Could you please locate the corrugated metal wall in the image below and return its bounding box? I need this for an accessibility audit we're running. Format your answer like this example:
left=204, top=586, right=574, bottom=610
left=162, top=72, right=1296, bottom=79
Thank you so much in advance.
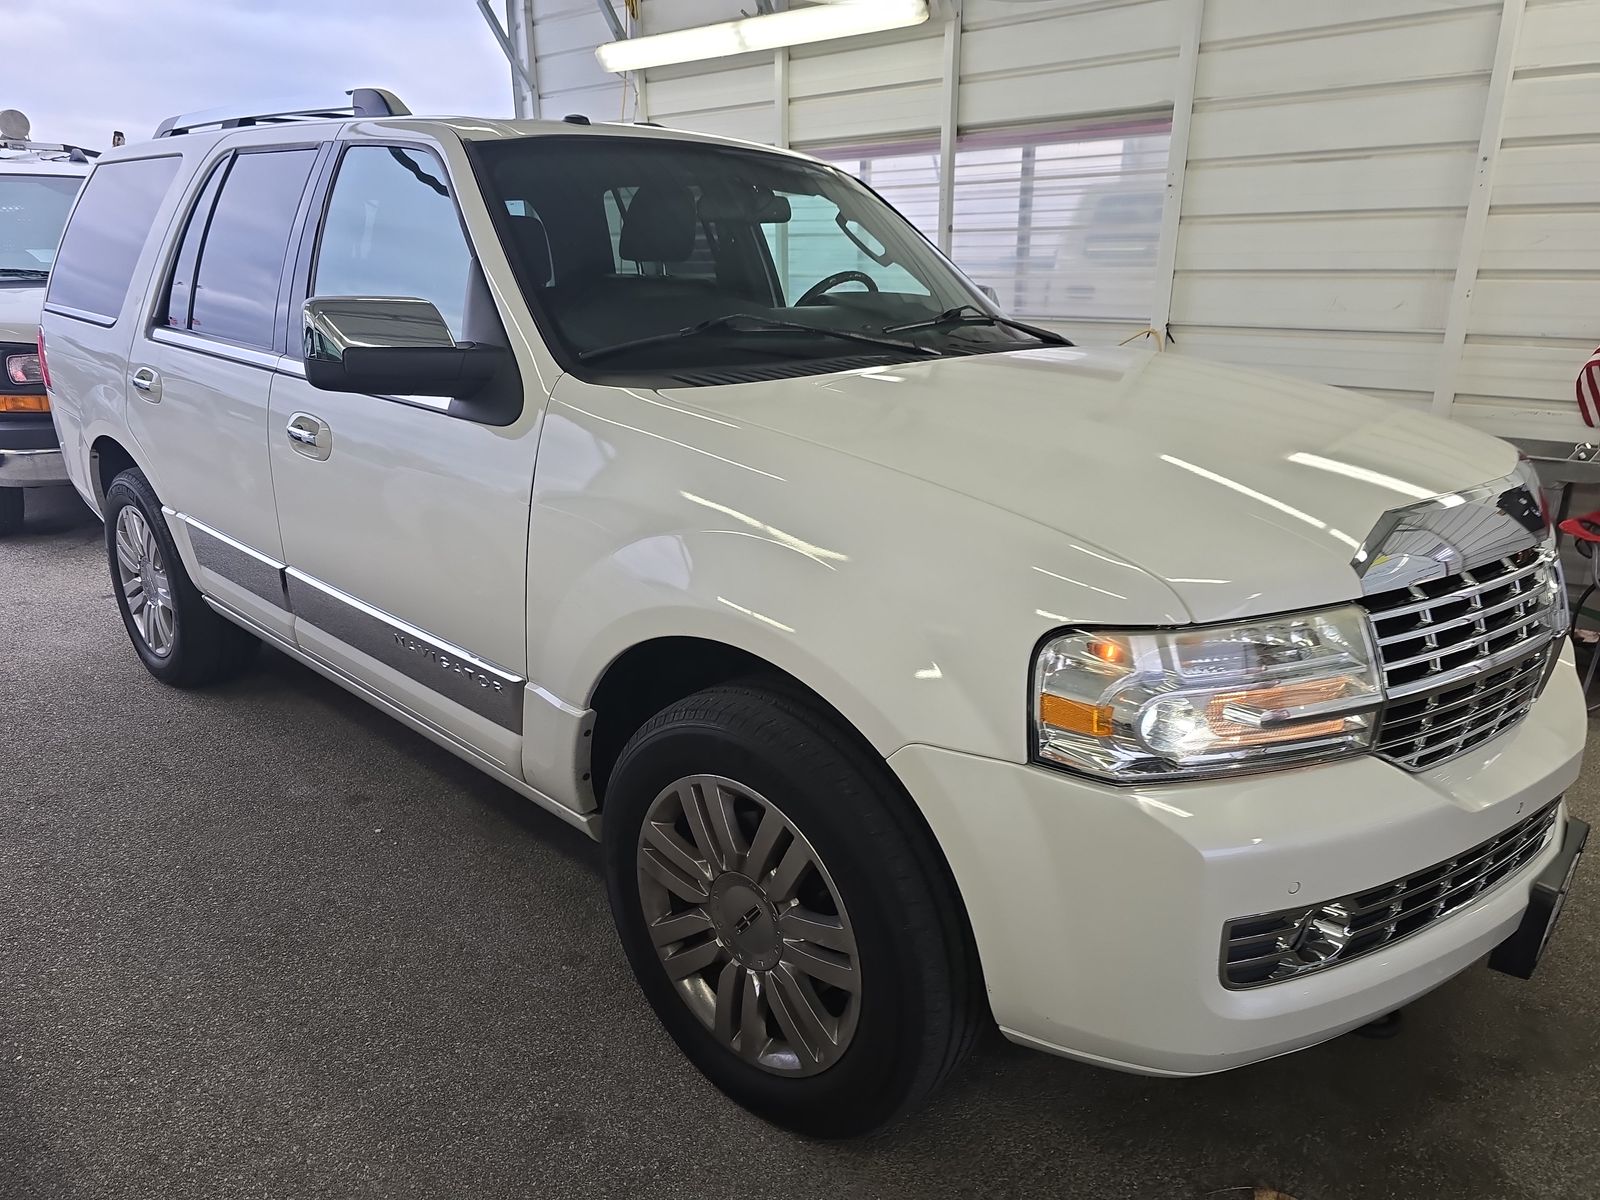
left=509, top=0, right=1600, bottom=442
left=1172, top=2, right=1499, bottom=412
left=1461, top=0, right=1600, bottom=440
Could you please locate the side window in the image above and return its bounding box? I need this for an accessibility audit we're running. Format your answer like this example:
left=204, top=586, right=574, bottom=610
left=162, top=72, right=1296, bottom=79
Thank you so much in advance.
left=162, top=160, right=226, bottom=329
left=47, top=156, right=182, bottom=322
left=313, top=146, right=473, bottom=339
left=183, top=149, right=317, bottom=349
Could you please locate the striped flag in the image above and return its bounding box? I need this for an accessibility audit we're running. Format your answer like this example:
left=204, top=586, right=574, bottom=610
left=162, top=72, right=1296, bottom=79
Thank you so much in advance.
left=1580, top=345, right=1600, bottom=427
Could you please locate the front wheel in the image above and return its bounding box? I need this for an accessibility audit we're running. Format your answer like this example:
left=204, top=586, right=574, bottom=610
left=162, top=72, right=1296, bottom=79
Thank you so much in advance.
left=602, top=683, right=982, bottom=1137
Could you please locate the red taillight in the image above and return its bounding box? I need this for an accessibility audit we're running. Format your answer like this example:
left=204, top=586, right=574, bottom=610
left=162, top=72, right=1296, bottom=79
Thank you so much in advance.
left=36, top=329, right=51, bottom=392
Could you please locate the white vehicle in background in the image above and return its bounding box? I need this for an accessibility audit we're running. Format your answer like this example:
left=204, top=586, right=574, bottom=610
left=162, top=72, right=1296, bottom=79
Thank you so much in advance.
left=39, top=92, right=1588, bottom=1137
left=0, top=110, right=91, bottom=534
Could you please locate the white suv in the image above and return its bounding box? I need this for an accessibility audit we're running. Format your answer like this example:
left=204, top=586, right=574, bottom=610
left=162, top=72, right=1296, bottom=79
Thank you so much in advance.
left=40, top=90, right=1588, bottom=1136
left=0, top=134, right=90, bottom=533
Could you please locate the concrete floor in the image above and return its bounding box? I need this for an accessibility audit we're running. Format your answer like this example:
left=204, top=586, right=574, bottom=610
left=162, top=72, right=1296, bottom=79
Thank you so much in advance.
left=3, top=485, right=1598, bottom=1200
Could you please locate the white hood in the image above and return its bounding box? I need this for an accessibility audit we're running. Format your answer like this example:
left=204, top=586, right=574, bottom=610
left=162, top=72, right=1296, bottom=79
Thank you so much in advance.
left=659, top=346, right=1518, bottom=624
left=0, top=284, right=46, bottom=345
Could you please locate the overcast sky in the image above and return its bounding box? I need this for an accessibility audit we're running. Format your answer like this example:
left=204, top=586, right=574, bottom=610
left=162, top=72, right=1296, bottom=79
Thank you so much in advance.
left=8, top=0, right=515, bottom=150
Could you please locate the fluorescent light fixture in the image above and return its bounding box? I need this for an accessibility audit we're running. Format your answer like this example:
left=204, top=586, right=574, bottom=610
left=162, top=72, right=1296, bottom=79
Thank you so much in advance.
left=596, top=0, right=930, bottom=73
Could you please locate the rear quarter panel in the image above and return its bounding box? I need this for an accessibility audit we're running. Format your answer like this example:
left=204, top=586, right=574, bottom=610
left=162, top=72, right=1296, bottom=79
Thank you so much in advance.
left=42, top=146, right=205, bottom=510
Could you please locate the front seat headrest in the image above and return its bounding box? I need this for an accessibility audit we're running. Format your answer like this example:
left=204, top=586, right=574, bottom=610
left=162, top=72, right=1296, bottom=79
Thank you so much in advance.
left=618, top=184, right=697, bottom=264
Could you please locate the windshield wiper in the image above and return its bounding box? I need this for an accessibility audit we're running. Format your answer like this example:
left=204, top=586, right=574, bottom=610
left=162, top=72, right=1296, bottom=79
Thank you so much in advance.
left=884, top=304, right=1071, bottom=346
left=578, top=313, right=942, bottom=363
left=0, top=267, right=49, bottom=280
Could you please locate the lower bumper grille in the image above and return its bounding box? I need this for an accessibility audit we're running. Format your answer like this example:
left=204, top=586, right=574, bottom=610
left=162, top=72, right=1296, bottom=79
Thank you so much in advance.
left=1221, top=802, right=1560, bottom=989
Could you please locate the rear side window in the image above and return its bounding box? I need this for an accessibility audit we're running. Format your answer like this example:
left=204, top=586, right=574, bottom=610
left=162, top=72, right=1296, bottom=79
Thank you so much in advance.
left=313, top=146, right=473, bottom=338
left=47, top=156, right=181, bottom=322
left=171, top=148, right=317, bottom=349
left=162, top=161, right=227, bottom=328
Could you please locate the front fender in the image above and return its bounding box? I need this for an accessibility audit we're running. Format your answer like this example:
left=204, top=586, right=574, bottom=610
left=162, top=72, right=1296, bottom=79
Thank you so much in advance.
left=524, top=379, right=1189, bottom=798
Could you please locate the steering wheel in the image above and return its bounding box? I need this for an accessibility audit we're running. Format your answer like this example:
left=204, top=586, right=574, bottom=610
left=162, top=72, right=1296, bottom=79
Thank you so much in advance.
left=796, top=270, right=878, bottom=306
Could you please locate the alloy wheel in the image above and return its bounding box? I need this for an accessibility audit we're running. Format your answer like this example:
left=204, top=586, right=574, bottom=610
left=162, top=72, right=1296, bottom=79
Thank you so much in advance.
left=636, top=774, right=861, bottom=1076
left=114, top=506, right=175, bottom=658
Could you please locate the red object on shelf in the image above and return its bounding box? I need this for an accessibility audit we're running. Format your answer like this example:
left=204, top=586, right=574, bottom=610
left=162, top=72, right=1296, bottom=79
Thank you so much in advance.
left=1560, top=511, right=1600, bottom=544
left=1580, top=346, right=1600, bottom=427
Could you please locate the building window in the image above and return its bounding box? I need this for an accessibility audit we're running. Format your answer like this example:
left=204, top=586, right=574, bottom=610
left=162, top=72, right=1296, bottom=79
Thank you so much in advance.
left=813, top=118, right=1172, bottom=324
left=810, top=140, right=941, bottom=245
left=952, top=118, right=1171, bottom=323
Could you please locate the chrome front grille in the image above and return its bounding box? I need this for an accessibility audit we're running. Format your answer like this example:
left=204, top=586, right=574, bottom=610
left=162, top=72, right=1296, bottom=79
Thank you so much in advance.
left=1221, top=801, right=1560, bottom=989
left=1363, top=547, right=1561, bottom=771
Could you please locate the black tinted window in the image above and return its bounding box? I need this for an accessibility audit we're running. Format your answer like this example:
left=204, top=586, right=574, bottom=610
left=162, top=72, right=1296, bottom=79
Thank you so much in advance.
left=314, top=147, right=472, bottom=338
left=188, top=149, right=317, bottom=348
left=47, top=156, right=180, bottom=321
left=162, top=160, right=226, bottom=328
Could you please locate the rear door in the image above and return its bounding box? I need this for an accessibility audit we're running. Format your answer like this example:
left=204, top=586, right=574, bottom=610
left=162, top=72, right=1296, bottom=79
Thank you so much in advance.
left=125, top=142, right=324, bottom=639
left=41, top=154, right=183, bottom=500
left=267, top=139, right=538, bottom=771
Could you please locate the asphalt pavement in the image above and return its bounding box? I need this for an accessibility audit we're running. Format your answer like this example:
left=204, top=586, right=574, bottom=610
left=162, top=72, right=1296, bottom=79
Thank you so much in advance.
left=3, top=485, right=1598, bottom=1200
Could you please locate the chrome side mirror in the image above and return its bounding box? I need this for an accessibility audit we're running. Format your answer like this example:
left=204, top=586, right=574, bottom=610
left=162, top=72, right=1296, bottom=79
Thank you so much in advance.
left=302, top=296, right=499, bottom=398
left=303, top=296, right=457, bottom=359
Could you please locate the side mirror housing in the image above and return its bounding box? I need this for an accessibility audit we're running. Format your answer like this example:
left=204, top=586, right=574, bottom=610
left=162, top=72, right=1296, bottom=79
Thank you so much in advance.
left=302, top=296, right=501, bottom=398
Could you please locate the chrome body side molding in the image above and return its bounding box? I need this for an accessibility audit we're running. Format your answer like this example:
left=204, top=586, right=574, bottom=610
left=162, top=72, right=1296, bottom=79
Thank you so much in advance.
left=181, top=513, right=291, bottom=609
left=285, top=568, right=525, bottom=733
left=173, top=512, right=526, bottom=734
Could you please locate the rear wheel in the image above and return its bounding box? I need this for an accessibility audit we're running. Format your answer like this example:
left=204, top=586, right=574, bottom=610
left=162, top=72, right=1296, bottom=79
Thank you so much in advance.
left=0, top=487, right=22, bottom=536
left=602, top=682, right=981, bottom=1137
left=104, top=468, right=259, bottom=687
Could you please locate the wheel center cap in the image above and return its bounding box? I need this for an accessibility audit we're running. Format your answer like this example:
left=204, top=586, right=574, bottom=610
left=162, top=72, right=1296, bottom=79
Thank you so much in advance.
left=708, top=873, right=781, bottom=971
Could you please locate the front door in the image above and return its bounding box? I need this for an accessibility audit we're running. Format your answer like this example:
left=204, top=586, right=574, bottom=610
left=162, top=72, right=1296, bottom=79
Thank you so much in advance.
left=267, top=141, right=538, bottom=771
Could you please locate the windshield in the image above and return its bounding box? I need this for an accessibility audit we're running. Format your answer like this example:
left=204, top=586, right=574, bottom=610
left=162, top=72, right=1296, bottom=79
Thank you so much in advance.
left=0, top=173, right=81, bottom=281
left=472, top=135, right=1054, bottom=375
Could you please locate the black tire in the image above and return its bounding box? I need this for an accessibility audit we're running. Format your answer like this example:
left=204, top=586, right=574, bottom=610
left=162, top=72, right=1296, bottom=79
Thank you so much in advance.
left=104, top=468, right=259, bottom=687
left=0, top=487, right=22, bottom=536
left=602, top=681, right=982, bottom=1138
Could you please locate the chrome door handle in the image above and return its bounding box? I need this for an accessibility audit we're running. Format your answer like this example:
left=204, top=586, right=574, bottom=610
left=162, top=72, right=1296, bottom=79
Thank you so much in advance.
left=286, top=412, right=331, bottom=460
left=129, top=366, right=161, bottom=402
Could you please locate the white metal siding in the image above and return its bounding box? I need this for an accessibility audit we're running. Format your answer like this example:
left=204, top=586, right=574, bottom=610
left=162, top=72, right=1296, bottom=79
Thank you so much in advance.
left=1457, top=0, right=1600, bottom=439
left=515, top=0, right=1600, bottom=439
left=959, top=0, right=1181, bottom=127
left=524, top=0, right=625, bottom=120
left=1169, top=2, right=1501, bottom=413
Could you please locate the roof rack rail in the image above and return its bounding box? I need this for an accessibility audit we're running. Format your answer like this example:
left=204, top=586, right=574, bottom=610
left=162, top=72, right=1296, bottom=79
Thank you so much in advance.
left=153, top=88, right=409, bottom=139
left=0, top=139, right=98, bottom=162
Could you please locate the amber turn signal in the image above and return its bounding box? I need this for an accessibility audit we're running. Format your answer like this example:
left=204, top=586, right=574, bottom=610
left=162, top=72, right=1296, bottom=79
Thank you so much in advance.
left=0, top=393, right=50, bottom=413
left=1039, top=693, right=1114, bottom=738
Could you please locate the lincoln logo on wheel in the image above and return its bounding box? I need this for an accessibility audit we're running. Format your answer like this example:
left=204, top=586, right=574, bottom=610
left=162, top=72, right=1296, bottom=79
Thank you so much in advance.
left=734, top=905, right=763, bottom=936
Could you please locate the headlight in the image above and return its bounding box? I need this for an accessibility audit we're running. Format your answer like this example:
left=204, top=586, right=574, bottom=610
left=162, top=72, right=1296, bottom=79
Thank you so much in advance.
left=1033, top=606, right=1381, bottom=782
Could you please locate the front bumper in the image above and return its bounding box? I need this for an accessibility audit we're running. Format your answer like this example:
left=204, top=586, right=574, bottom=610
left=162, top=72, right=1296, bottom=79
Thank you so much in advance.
left=890, top=655, right=1588, bottom=1077
left=0, top=446, right=69, bottom=486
